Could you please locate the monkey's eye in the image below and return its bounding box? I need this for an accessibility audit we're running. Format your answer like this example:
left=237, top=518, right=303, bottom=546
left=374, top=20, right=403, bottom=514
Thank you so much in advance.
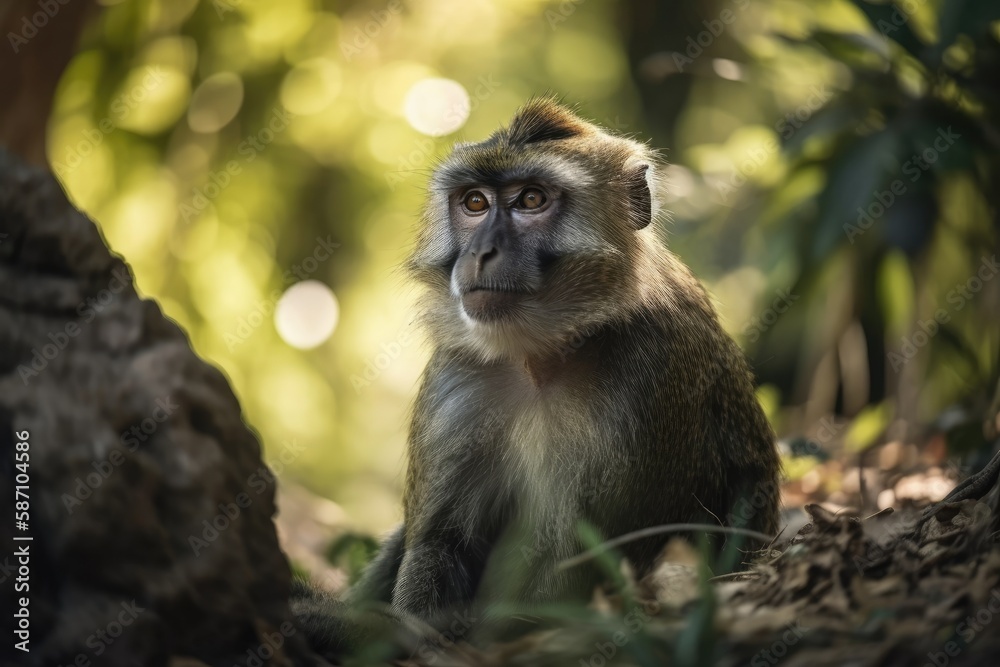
left=463, top=191, right=489, bottom=213
left=517, top=187, right=547, bottom=210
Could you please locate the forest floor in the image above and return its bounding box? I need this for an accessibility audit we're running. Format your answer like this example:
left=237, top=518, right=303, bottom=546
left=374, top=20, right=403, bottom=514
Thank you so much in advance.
left=278, top=435, right=1000, bottom=667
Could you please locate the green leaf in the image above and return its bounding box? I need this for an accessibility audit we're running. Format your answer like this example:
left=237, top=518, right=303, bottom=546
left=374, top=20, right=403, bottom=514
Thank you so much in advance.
left=783, top=102, right=863, bottom=154
left=845, top=401, right=895, bottom=452
left=936, top=323, right=984, bottom=379
left=325, top=532, right=380, bottom=582
left=812, top=128, right=902, bottom=260
left=575, top=520, right=627, bottom=592
left=881, top=190, right=938, bottom=256
left=812, top=30, right=892, bottom=68
left=935, top=0, right=1000, bottom=61
left=877, top=249, right=915, bottom=339
left=849, top=0, right=927, bottom=59
left=902, top=117, right=975, bottom=175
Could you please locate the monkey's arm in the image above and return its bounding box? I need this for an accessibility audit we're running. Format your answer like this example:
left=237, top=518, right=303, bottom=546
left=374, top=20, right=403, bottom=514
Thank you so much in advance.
left=346, top=497, right=486, bottom=617
left=390, top=521, right=494, bottom=616
left=348, top=523, right=406, bottom=605
left=387, top=357, right=506, bottom=616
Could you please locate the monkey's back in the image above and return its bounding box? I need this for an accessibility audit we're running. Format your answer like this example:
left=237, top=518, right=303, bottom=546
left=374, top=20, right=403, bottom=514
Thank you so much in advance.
left=581, top=282, right=781, bottom=571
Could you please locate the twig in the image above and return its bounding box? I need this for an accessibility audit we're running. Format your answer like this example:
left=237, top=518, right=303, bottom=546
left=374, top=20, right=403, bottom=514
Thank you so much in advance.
left=693, top=494, right=724, bottom=527
left=925, top=441, right=1000, bottom=516
left=858, top=450, right=867, bottom=516
left=708, top=570, right=761, bottom=583
left=556, top=524, right=775, bottom=571
left=765, top=525, right=788, bottom=549
left=863, top=507, right=894, bottom=521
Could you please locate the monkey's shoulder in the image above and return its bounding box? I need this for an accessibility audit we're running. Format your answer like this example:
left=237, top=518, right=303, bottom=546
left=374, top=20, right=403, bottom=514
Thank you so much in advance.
left=600, top=299, right=747, bottom=375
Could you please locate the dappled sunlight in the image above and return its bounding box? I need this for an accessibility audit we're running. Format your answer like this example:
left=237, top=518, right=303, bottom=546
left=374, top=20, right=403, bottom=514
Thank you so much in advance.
left=44, top=0, right=1000, bottom=540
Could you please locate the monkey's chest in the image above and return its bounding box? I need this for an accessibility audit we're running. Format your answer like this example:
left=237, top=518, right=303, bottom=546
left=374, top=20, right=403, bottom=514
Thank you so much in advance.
left=500, top=395, right=599, bottom=505
left=423, top=368, right=609, bottom=523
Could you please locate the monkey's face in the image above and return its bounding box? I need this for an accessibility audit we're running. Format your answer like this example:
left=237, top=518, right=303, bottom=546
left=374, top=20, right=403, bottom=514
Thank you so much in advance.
left=409, top=100, right=662, bottom=362
left=449, top=182, right=562, bottom=323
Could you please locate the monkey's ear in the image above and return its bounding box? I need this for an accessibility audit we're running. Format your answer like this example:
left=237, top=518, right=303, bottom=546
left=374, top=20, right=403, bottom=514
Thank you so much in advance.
left=625, top=162, right=652, bottom=230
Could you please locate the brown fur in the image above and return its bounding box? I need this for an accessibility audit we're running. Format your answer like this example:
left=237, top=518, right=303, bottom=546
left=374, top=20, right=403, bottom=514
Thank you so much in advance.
left=351, top=99, right=782, bottom=623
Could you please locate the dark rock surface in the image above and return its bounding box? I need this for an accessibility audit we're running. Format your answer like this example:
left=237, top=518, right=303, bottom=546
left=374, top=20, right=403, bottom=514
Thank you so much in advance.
left=0, top=151, right=327, bottom=666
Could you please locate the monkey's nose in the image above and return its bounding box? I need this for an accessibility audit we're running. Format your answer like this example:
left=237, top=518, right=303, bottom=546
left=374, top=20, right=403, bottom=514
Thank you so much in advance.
left=472, top=245, right=500, bottom=275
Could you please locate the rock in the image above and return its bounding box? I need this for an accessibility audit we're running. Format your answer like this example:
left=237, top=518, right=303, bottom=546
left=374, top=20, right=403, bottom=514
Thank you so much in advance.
left=0, top=151, right=327, bottom=666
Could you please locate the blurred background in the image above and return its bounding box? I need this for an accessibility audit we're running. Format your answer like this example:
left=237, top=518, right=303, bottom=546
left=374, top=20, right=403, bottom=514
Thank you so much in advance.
left=5, top=0, right=1000, bottom=583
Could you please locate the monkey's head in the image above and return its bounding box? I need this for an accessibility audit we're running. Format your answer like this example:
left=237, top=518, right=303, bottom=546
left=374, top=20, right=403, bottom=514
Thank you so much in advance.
left=409, top=99, right=667, bottom=362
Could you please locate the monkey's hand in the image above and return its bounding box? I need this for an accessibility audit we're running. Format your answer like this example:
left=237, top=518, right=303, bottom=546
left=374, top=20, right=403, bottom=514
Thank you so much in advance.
left=390, top=534, right=483, bottom=617
left=289, top=578, right=418, bottom=662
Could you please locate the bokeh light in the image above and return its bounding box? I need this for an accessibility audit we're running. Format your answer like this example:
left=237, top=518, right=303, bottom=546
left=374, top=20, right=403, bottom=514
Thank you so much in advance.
left=187, top=72, right=244, bottom=133
left=280, top=58, right=342, bottom=116
left=403, top=78, right=470, bottom=136
left=275, top=281, right=340, bottom=350
left=43, top=0, right=999, bottom=539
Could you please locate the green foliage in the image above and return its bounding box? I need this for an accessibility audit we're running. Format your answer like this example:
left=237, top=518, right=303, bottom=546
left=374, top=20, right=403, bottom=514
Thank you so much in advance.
left=50, top=0, right=642, bottom=530
left=325, top=532, right=380, bottom=583
left=48, top=0, right=1000, bottom=535
left=289, top=559, right=312, bottom=582
left=667, top=0, right=1000, bottom=456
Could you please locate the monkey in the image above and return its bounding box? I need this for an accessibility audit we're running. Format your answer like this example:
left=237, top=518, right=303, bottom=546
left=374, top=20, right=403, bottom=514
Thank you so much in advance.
left=293, top=98, right=781, bottom=658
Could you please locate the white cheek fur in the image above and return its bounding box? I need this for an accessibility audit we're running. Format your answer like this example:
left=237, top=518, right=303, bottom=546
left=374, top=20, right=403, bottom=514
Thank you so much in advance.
left=451, top=268, right=478, bottom=328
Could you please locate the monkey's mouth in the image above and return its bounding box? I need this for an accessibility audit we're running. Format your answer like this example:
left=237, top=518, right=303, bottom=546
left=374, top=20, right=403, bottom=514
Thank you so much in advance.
left=461, top=287, right=527, bottom=321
